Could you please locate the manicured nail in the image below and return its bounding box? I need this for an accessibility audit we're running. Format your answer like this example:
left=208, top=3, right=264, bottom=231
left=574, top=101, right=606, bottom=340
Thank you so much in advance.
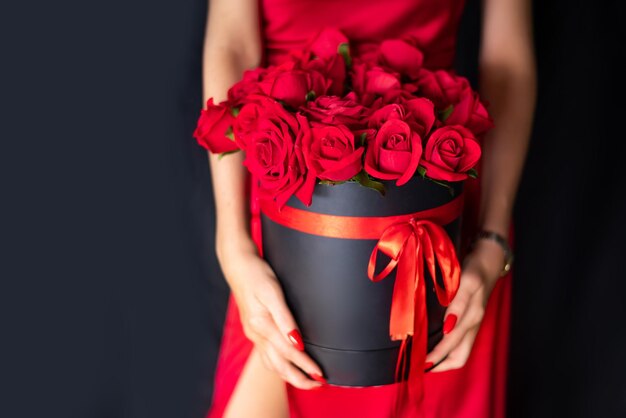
left=443, top=314, right=458, bottom=334
left=310, top=373, right=328, bottom=384
left=424, top=362, right=434, bottom=371
left=287, top=329, right=305, bottom=351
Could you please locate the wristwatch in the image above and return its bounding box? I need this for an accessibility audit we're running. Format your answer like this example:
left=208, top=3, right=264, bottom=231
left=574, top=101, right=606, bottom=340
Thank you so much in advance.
left=472, top=230, right=514, bottom=277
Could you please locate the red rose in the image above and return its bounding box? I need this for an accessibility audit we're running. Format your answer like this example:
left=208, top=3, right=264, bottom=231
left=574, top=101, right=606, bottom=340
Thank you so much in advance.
left=378, top=39, right=424, bottom=79
left=352, top=43, right=380, bottom=65
left=193, top=98, right=238, bottom=153
left=421, top=125, right=481, bottom=182
left=302, top=93, right=369, bottom=129
left=415, top=69, right=470, bottom=109
left=376, top=83, right=419, bottom=105
left=415, top=70, right=493, bottom=135
left=351, top=62, right=401, bottom=105
left=368, top=98, right=435, bottom=137
left=310, top=27, right=349, bottom=59
left=368, top=104, right=406, bottom=128
left=227, top=68, right=266, bottom=107
left=259, top=61, right=330, bottom=108
left=364, top=119, right=423, bottom=186
left=365, top=67, right=401, bottom=95
left=243, top=106, right=316, bottom=208
left=232, top=95, right=276, bottom=149
left=304, top=54, right=346, bottom=96
left=302, top=123, right=364, bottom=182
left=403, top=98, right=436, bottom=136
left=445, top=91, right=494, bottom=136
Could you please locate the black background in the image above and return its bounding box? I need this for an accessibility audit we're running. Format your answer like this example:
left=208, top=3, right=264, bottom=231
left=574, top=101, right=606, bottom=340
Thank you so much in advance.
left=1, top=1, right=625, bottom=417
left=509, top=1, right=626, bottom=417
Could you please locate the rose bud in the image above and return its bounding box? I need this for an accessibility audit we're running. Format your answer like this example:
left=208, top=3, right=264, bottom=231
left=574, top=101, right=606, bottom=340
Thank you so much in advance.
left=415, top=69, right=470, bottom=110
left=310, top=27, right=349, bottom=59
left=378, top=38, right=424, bottom=79
left=227, top=67, right=266, bottom=107
left=193, top=98, right=238, bottom=153
left=445, top=91, right=494, bottom=136
left=259, top=61, right=330, bottom=108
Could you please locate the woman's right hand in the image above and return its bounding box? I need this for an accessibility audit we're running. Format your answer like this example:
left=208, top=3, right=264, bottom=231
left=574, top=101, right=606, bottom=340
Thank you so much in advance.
left=218, top=241, right=326, bottom=390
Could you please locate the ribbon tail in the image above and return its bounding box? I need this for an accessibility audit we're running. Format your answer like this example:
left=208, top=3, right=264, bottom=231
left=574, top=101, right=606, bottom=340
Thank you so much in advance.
left=389, top=235, right=417, bottom=340
left=408, top=259, right=428, bottom=407
left=425, top=221, right=461, bottom=306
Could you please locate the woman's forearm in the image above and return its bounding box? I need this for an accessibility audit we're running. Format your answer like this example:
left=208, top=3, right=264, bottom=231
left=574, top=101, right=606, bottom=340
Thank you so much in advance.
left=204, top=51, right=258, bottom=263
left=477, top=66, right=536, bottom=238
left=202, top=0, right=262, bottom=264
left=477, top=0, right=536, bottom=239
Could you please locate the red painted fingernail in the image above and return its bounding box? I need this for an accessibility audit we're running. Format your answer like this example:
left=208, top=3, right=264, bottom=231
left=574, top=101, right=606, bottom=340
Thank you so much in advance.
left=424, top=362, right=434, bottom=371
left=310, top=373, right=327, bottom=384
left=443, top=314, right=458, bottom=334
left=287, top=329, right=305, bottom=351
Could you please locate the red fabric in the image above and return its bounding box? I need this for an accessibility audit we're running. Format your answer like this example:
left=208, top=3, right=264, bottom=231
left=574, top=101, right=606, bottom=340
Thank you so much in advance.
left=207, top=1, right=512, bottom=416
left=260, top=0, right=467, bottom=70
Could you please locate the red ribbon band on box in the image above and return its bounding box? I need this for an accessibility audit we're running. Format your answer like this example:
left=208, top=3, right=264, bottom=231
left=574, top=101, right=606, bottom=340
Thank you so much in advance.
left=250, top=177, right=463, bottom=406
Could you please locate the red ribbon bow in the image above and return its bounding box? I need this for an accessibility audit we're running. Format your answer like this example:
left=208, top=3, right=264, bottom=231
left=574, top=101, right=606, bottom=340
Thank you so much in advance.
left=367, top=218, right=461, bottom=404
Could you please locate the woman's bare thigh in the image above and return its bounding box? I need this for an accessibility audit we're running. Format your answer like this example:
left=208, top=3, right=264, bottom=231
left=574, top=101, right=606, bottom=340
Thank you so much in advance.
left=223, top=347, right=289, bottom=418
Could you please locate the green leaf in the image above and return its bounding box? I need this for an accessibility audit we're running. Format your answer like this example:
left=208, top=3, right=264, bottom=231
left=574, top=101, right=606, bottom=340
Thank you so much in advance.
left=338, top=42, right=352, bottom=67
left=319, top=179, right=346, bottom=186
left=438, top=105, right=454, bottom=122
left=427, top=178, right=456, bottom=196
left=359, top=132, right=368, bottom=147
left=467, top=168, right=478, bottom=179
left=417, top=166, right=427, bottom=178
left=305, top=90, right=316, bottom=101
left=217, top=149, right=240, bottom=160
left=225, top=128, right=235, bottom=141
left=231, top=107, right=240, bottom=117
left=353, top=171, right=386, bottom=196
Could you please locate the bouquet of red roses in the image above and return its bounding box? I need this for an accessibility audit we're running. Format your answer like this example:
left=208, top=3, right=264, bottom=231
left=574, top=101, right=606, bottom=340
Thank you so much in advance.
left=194, top=28, right=492, bottom=209
left=194, top=28, right=493, bottom=403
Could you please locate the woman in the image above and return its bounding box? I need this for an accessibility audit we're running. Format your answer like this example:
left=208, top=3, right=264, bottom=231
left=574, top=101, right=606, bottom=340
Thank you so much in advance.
left=203, top=0, right=536, bottom=417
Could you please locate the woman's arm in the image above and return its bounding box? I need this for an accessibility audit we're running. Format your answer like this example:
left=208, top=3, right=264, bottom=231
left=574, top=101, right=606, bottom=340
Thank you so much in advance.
left=427, top=0, right=536, bottom=371
left=477, top=0, right=536, bottom=241
left=203, top=0, right=324, bottom=389
left=204, top=0, right=260, bottom=260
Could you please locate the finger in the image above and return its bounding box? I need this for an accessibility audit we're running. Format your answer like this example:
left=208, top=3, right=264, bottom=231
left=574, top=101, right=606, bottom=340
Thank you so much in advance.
left=426, top=288, right=473, bottom=364
left=248, top=311, right=324, bottom=377
left=427, top=290, right=486, bottom=369
left=264, top=326, right=324, bottom=377
left=442, top=272, right=483, bottom=334
left=430, top=326, right=478, bottom=372
left=261, top=282, right=305, bottom=351
left=265, top=344, right=323, bottom=390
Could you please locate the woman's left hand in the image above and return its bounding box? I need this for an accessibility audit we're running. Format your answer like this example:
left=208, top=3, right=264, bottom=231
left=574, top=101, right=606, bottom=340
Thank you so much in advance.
left=425, top=238, right=507, bottom=372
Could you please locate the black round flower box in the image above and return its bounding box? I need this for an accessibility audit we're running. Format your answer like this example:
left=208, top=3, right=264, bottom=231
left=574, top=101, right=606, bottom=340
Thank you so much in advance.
left=260, top=175, right=463, bottom=387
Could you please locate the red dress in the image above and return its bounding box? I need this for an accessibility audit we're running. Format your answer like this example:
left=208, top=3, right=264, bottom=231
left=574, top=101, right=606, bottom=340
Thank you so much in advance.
left=207, top=0, right=512, bottom=417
